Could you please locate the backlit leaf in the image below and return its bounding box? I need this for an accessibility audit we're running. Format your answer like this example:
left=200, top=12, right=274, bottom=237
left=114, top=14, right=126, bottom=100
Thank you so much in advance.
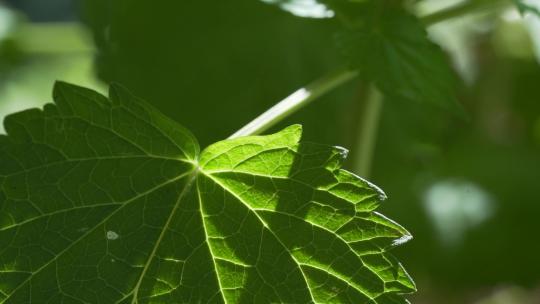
left=0, top=83, right=414, bottom=303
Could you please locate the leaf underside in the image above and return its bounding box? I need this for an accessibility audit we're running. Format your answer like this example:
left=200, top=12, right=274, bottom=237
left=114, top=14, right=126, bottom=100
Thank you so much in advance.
left=0, top=82, right=415, bottom=303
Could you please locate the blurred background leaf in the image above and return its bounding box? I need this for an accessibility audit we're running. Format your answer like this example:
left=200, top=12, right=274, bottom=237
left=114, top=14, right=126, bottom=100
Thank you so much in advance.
left=336, top=7, right=460, bottom=111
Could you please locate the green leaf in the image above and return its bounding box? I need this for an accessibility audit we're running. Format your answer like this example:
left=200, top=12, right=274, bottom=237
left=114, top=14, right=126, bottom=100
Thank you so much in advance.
left=337, top=9, right=460, bottom=110
left=0, top=82, right=414, bottom=303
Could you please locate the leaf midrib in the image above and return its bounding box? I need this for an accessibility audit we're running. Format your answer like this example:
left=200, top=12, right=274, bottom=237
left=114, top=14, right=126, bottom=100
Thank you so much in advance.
left=201, top=171, right=388, bottom=301
left=127, top=167, right=199, bottom=304
left=0, top=156, right=192, bottom=233
left=199, top=170, right=317, bottom=304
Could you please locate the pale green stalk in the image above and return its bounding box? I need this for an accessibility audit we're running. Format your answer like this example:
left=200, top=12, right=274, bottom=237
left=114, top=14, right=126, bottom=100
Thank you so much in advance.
left=355, top=86, right=383, bottom=178
left=229, top=69, right=358, bottom=138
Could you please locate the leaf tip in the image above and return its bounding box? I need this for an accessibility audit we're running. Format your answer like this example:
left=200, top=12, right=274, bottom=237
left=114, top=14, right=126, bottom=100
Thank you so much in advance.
left=283, top=123, right=303, bottom=134
left=108, top=82, right=129, bottom=104
left=52, top=80, right=75, bottom=98
left=274, top=124, right=303, bottom=145
left=108, top=82, right=129, bottom=95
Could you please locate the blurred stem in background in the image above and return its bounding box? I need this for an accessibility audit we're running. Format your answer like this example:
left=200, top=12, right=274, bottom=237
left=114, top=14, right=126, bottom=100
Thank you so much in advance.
left=231, top=0, right=515, bottom=178
left=355, top=85, right=383, bottom=177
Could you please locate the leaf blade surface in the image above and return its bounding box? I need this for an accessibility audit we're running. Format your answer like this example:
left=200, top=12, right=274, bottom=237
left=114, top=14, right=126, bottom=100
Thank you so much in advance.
left=0, top=83, right=414, bottom=303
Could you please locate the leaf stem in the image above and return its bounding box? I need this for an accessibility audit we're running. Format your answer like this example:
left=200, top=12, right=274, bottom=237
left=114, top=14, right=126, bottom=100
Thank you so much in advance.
left=230, top=0, right=512, bottom=139
left=354, top=85, right=383, bottom=178
left=229, top=69, right=358, bottom=138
